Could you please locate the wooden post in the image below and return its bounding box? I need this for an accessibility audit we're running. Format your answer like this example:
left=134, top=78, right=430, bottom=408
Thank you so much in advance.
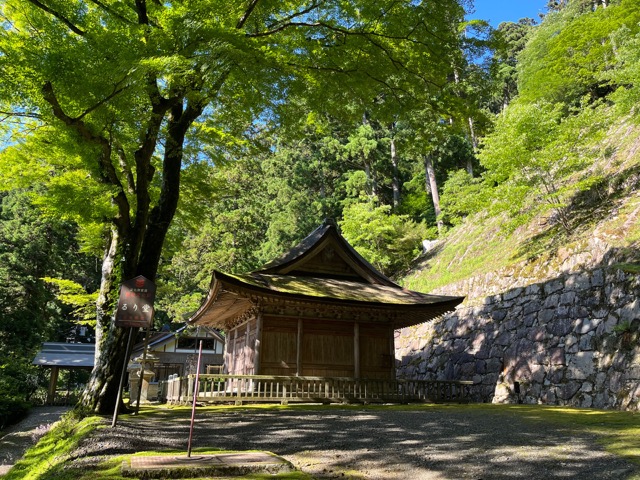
left=47, top=366, right=59, bottom=405
left=134, top=324, right=152, bottom=415
left=187, top=340, right=203, bottom=458
left=296, top=318, right=303, bottom=376
left=389, top=326, right=396, bottom=379
left=354, top=322, right=360, bottom=379
left=254, top=312, right=263, bottom=375
left=242, top=322, right=250, bottom=375
left=230, top=327, right=238, bottom=375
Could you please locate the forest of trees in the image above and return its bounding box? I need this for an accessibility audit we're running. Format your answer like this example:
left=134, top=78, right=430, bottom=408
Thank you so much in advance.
left=1, top=0, right=639, bottom=419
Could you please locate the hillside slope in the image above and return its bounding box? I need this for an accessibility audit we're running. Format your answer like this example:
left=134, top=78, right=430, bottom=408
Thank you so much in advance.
left=402, top=117, right=640, bottom=301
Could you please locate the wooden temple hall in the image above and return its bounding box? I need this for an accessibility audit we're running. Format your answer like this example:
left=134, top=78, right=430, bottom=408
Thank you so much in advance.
left=188, top=219, right=464, bottom=382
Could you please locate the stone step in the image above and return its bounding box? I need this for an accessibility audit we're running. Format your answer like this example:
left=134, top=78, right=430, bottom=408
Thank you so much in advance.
left=121, top=451, right=293, bottom=479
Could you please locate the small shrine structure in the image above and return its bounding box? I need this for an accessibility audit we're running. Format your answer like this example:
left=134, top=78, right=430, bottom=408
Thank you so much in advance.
left=188, top=219, right=464, bottom=380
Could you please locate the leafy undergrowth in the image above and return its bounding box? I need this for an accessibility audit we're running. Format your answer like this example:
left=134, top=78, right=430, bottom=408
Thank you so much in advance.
left=6, top=403, right=640, bottom=479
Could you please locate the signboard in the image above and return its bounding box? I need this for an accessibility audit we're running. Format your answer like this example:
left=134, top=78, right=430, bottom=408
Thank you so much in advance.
left=114, top=275, right=156, bottom=328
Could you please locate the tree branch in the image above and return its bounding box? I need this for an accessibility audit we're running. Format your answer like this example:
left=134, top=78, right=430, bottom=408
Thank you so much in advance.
left=26, top=0, right=85, bottom=36
left=76, top=79, right=131, bottom=121
left=86, top=0, right=136, bottom=25
left=134, top=0, right=149, bottom=25
left=41, top=81, right=131, bottom=230
left=236, top=0, right=262, bottom=29
left=0, top=110, right=42, bottom=119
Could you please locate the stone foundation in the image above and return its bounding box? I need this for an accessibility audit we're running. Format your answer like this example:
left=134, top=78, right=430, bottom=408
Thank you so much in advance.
left=396, top=265, right=640, bottom=410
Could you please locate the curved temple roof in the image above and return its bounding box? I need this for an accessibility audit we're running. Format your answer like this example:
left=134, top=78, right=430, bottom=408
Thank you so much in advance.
left=189, top=219, right=464, bottom=329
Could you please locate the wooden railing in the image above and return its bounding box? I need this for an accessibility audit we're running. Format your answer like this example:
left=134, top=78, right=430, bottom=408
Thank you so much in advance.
left=158, top=374, right=475, bottom=405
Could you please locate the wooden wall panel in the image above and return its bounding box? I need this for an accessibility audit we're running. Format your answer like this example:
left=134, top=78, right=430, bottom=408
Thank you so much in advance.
left=301, top=319, right=354, bottom=377
left=227, top=318, right=258, bottom=375
left=360, top=323, right=393, bottom=379
left=260, top=316, right=297, bottom=376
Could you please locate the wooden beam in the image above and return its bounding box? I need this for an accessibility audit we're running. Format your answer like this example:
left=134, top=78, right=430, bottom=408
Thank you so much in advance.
left=354, top=322, right=360, bottom=378
left=296, top=318, right=303, bottom=376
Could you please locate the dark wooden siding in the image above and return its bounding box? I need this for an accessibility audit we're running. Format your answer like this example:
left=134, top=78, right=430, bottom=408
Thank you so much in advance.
left=301, top=319, right=354, bottom=377
left=260, top=317, right=297, bottom=375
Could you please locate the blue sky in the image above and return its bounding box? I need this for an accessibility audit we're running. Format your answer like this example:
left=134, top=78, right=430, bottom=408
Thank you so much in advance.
left=468, top=0, right=549, bottom=26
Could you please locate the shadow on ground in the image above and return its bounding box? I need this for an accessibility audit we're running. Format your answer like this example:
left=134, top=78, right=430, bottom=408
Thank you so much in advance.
left=65, top=405, right=639, bottom=480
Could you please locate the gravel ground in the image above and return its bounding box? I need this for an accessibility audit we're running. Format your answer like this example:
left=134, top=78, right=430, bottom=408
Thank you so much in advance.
left=63, top=405, right=640, bottom=480
left=0, top=406, right=70, bottom=475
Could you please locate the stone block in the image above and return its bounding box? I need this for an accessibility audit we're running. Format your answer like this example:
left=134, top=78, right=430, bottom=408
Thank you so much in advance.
left=591, top=269, right=604, bottom=287
left=530, top=364, right=546, bottom=383
left=523, top=300, right=542, bottom=316
left=565, top=272, right=590, bottom=291
left=524, top=313, right=537, bottom=328
left=525, top=283, right=542, bottom=295
left=617, top=300, right=640, bottom=323
left=574, top=318, right=599, bottom=335
left=549, top=318, right=573, bottom=337
left=609, top=371, right=623, bottom=393
left=567, top=352, right=595, bottom=380
left=571, top=305, right=589, bottom=319
left=579, top=333, right=594, bottom=351
left=527, top=326, right=546, bottom=342
left=549, top=348, right=566, bottom=365
left=503, top=287, right=524, bottom=301
left=565, top=334, right=578, bottom=347
left=540, top=308, right=557, bottom=324
left=491, top=309, right=508, bottom=322
left=475, top=360, right=487, bottom=374
left=494, top=332, right=511, bottom=346
left=559, top=291, right=577, bottom=306
left=543, top=294, right=561, bottom=309
left=557, top=382, right=581, bottom=400
left=544, top=279, right=564, bottom=295
left=486, top=357, right=503, bottom=373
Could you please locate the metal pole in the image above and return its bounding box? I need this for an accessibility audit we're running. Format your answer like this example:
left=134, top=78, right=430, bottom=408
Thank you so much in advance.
left=134, top=324, right=152, bottom=415
left=112, top=327, right=135, bottom=428
left=187, top=340, right=203, bottom=457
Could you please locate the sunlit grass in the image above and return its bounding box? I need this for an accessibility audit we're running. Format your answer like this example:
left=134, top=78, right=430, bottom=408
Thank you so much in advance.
left=3, top=412, right=104, bottom=480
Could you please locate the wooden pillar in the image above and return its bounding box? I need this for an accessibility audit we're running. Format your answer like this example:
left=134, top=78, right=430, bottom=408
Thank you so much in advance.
left=254, top=312, right=263, bottom=376
left=296, top=318, right=303, bottom=376
left=242, top=321, right=251, bottom=374
left=230, top=327, right=238, bottom=375
left=389, top=326, right=396, bottom=379
left=47, top=366, right=59, bottom=405
left=354, top=322, right=360, bottom=379
left=223, top=328, right=230, bottom=374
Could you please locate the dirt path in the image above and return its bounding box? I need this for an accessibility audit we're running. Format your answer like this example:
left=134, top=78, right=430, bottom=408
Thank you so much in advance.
left=0, top=406, right=69, bottom=476
left=65, top=406, right=640, bottom=479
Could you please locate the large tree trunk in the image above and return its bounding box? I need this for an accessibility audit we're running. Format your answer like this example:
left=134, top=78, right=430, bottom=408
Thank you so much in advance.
left=80, top=228, right=132, bottom=413
left=78, top=100, right=205, bottom=415
left=390, top=136, right=401, bottom=210
left=424, top=154, right=443, bottom=234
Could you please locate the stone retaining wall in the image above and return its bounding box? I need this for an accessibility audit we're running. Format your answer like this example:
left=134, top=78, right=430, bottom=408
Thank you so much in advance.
left=396, top=264, right=640, bottom=410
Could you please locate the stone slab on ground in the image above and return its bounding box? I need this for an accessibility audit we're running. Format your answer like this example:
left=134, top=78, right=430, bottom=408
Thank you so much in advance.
left=121, top=451, right=293, bottom=479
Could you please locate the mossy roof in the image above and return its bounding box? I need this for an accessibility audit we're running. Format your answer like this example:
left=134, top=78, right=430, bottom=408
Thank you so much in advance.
left=223, top=271, right=460, bottom=306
